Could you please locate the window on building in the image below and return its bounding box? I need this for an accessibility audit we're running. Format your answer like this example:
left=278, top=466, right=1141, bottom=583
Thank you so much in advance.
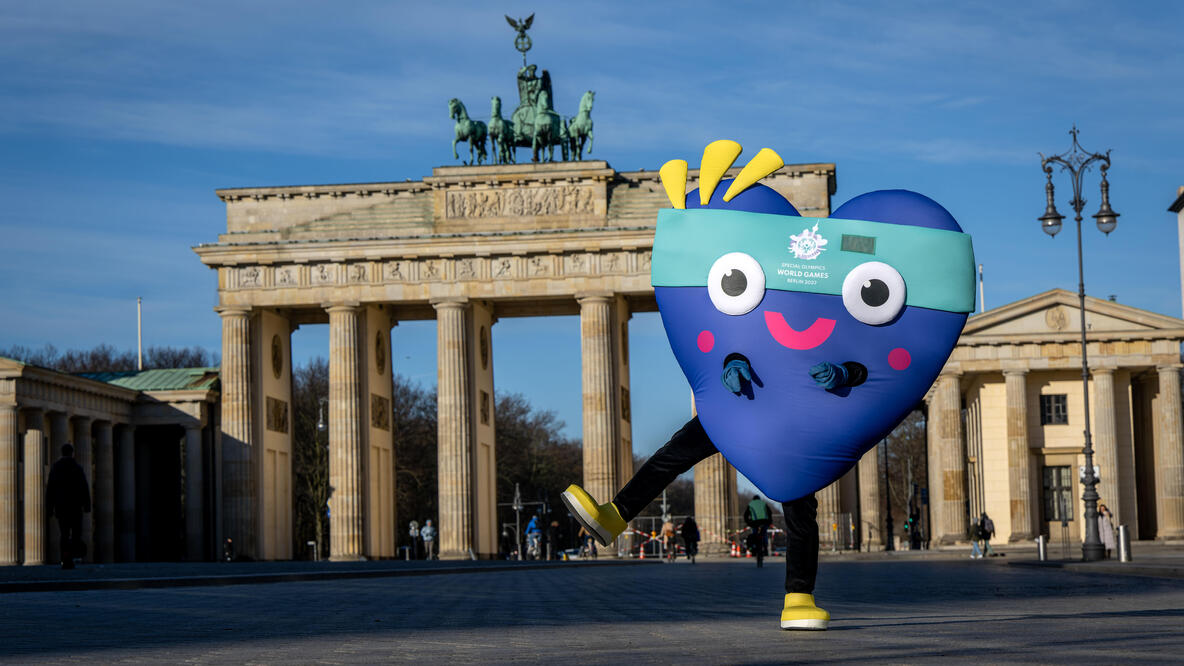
left=1040, top=394, right=1068, bottom=425
left=1043, top=466, right=1074, bottom=522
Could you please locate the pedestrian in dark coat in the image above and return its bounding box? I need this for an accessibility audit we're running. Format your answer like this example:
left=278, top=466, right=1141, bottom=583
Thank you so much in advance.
left=46, top=444, right=91, bottom=569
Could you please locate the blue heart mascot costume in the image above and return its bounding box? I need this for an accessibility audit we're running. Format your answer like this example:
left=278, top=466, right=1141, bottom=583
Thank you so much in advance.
left=563, top=140, right=975, bottom=630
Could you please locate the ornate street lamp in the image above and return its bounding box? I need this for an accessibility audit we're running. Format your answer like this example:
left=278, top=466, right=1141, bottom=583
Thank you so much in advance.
left=1038, top=126, right=1119, bottom=562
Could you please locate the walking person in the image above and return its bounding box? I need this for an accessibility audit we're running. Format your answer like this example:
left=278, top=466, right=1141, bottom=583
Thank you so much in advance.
left=680, top=516, right=700, bottom=563
left=1098, top=504, right=1117, bottom=558
left=408, top=521, right=422, bottom=560
left=979, top=513, right=996, bottom=557
left=661, top=515, right=677, bottom=562
left=969, top=519, right=984, bottom=559
left=420, top=519, right=437, bottom=560
left=46, top=444, right=91, bottom=569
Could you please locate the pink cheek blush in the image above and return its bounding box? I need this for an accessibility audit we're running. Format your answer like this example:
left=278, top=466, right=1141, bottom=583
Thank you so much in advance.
left=697, top=330, right=715, bottom=353
left=888, top=347, right=911, bottom=371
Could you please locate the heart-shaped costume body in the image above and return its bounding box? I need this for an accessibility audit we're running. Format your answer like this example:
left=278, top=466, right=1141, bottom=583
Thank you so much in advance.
left=652, top=164, right=975, bottom=502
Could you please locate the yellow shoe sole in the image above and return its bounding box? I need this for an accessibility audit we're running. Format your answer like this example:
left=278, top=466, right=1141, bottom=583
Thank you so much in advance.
left=561, top=486, right=621, bottom=547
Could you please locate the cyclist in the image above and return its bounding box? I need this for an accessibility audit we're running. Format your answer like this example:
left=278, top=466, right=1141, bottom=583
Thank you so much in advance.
left=744, top=495, right=773, bottom=568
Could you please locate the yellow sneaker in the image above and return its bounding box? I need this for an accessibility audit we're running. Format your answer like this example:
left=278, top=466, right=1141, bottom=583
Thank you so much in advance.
left=780, top=593, right=830, bottom=630
left=561, top=484, right=626, bottom=547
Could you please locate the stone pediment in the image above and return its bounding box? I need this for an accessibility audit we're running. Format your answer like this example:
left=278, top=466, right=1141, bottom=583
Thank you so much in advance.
left=961, top=289, right=1184, bottom=341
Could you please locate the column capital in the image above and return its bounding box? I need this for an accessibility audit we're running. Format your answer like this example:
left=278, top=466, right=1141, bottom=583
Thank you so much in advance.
left=576, top=291, right=615, bottom=305
left=1090, top=365, right=1117, bottom=376
left=324, top=302, right=361, bottom=314
left=70, top=414, right=93, bottom=426
left=22, top=406, right=43, bottom=420
left=215, top=305, right=252, bottom=318
left=1001, top=365, right=1028, bottom=377
left=182, top=419, right=202, bottom=432
left=1156, top=363, right=1184, bottom=373
left=430, top=297, right=469, bottom=310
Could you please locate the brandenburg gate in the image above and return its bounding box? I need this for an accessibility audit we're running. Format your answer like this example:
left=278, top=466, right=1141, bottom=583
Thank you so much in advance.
left=194, top=160, right=836, bottom=560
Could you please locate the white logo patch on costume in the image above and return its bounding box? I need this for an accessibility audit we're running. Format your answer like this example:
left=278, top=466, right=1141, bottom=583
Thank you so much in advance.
left=789, top=223, right=828, bottom=261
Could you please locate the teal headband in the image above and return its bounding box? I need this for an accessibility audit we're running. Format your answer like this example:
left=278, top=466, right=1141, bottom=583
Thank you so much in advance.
left=652, top=208, right=976, bottom=313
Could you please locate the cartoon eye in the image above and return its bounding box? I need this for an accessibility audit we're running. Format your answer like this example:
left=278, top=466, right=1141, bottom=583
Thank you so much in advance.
left=708, top=252, right=765, bottom=315
left=842, top=261, right=906, bottom=325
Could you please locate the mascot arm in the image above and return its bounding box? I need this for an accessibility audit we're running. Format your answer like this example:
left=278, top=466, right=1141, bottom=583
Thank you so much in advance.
left=721, top=357, right=753, bottom=394
left=808, top=361, right=867, bottom=391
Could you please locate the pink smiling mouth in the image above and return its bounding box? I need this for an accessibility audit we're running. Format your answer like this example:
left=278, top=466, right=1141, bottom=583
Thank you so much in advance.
left=764, top=311, right=836, bottom=350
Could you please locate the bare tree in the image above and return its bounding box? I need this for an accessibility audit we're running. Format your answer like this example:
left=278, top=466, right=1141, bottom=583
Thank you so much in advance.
left=0, top=343, right=216, bottom=373
left=292, top=358, right=329, bottom=559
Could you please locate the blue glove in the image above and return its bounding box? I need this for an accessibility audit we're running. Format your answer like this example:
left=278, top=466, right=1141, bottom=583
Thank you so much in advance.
left=722, top=358, right=753, bottom=393
left=809, top=361, right=849, bottom=391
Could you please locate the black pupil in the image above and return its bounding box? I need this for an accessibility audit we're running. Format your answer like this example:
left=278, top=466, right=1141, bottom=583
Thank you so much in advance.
left=721, top=269, right=747, bottom=297
left=861, top=279, right=890, bottom=307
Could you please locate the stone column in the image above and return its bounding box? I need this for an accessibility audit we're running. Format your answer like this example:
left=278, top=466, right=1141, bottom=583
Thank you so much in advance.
left=1092, top=367, right=1122, bottom=525
left=857, top=446, right=882, bottom=550
left=1155, top=364, right=1184, bottom=539
left=93, top=421, right=115, bottom=563
left=219, top=307, right=255, bottom=559
left=435, top=300, right=473, bottom=560
left=579, top=295, right=619, bottom=516
left=924, top=395, right=941, bottom=545
left=116, top=424, right=136, bottom=561
left=1004, top=370, right=1034, bottom=542
left=22, top=409, right=45, bottom=565
left=184, top=422, right=204, bottom=561
left=71, top=416, right=93, bottom=562
left=0, top=402, right=19, bottom=565
left=934, top=373, right=967, bottom=545
left=328, top=304, right=365, bottom=560
left=817, top=481, right=841, bottom=548
left=693, top=452, right=737, bottom=555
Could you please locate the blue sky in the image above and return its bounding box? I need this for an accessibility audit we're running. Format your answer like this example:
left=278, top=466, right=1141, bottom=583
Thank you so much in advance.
left=3, top=1, right=1183, bottom=467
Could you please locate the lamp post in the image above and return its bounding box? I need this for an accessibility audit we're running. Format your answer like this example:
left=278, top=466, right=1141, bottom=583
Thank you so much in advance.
left=1038, top=126, right=1119, bottom=562
left=882, top=438, right=894, bottom=551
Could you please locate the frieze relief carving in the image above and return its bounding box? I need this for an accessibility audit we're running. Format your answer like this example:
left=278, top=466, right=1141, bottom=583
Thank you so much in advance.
left=445, top=185, right=595, bottom=219
left=528, top=255, right=553, bottom=276
left=227, top=248, right=652, bottom=290
left=276, top=266, right=298, bottom=287
left=347, top=263, right=369, bottom=283
left=492, top=257, right=515, bottom=279
left=601, top=252, right=626, bottom=273
left=455, top=257, right=477, bottom=280
left=564, top=253, right=589, bottom=275
left=637, top=250, right=651, bottom=271
left=311, top=263, right=338, bottom=285
left=421, top=259, right=443, bottom=281
left=385, top=260, right=411, bottom=282
left=238, top=266, right=262, bottom=288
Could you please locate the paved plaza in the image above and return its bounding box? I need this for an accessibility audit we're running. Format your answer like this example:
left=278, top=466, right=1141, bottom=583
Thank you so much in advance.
left=2, top=550, right=1184, bottom=664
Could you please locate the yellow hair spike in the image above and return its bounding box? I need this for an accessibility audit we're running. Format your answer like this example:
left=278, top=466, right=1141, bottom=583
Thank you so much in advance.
left=698, top=139, right=743, bottom=205
left=722, top=148, right=784, bottom=202
left=659, top=159, right=688, bottom=209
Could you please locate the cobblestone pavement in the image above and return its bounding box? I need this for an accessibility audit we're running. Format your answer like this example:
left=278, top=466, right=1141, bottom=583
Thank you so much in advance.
left=3, top=557, right=1183, bottom=664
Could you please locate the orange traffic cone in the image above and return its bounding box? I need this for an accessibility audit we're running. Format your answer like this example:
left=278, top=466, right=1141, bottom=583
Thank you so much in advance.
left=730, top=540, right=739, bottom=558
left=639, top=540, right=646, bottom=560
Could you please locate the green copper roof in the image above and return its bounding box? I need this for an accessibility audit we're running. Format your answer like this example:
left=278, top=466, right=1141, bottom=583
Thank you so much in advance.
left=78, top=367, right=219, bottom=392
